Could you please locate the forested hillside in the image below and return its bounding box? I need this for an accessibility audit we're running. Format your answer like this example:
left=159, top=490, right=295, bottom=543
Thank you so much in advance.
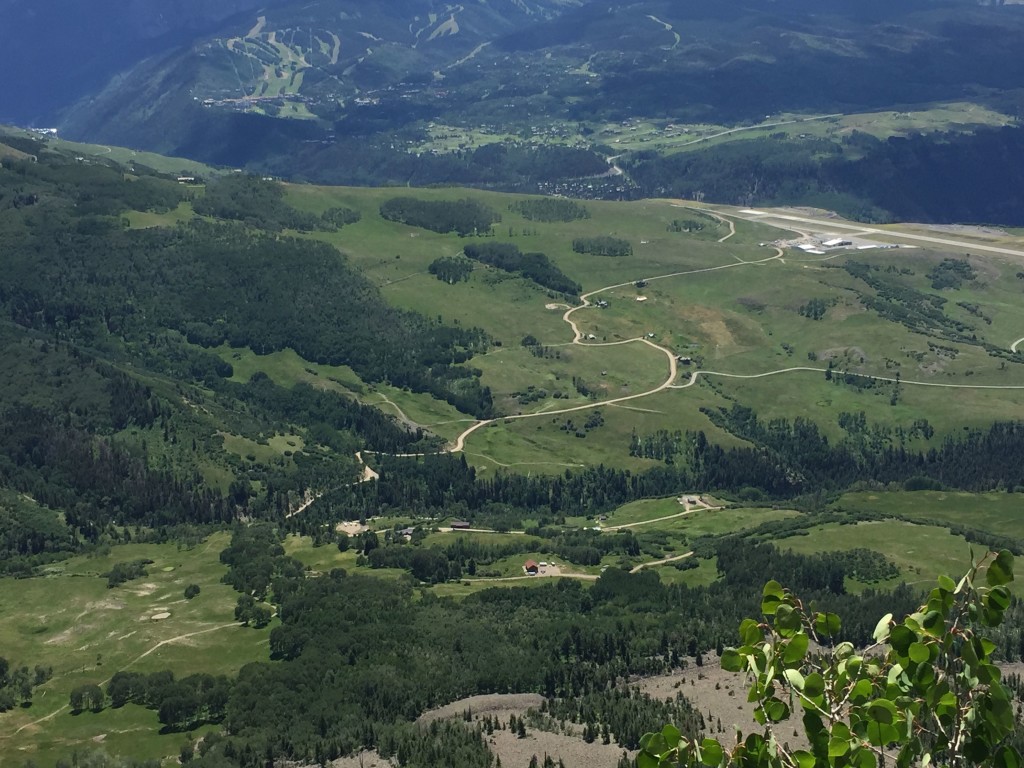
left=0, top=143, right=490, bottom=575
left=6, top=138, right=1024, bottom=767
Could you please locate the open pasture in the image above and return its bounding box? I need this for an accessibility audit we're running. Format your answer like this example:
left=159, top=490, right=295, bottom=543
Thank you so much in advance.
left=834, top=490, right=1024, bottom=540
left=0, top=533, right=271, bottom=765
left=779, top=519, right=977, bottom=588
left=216, top=184, right=1024, bottom=470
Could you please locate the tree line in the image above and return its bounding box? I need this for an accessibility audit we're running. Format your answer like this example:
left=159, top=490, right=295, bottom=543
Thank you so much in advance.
left=572, top=236, right=632, bottom=257
left=463, top=242, right=581, bottom=297
left=380, top=196, right=501, bottom=236
left=509, top=198, right=590, bottom=222
left=194, top=175, right=360, bottom=233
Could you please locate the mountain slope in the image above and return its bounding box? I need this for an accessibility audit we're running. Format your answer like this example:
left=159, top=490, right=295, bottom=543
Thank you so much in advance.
left=56, top=0, right=1024, bottom=155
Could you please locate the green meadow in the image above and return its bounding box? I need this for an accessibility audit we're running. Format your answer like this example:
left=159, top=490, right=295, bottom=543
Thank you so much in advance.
left=152, top=182, right=1024, bottom=471
left=779, top=519, right=978, bottom=589
left=0, top=534, right=272, bottom=766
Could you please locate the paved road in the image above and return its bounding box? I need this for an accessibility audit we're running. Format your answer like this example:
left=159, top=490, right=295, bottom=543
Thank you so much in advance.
left=676, top=114, right=842, bottom=149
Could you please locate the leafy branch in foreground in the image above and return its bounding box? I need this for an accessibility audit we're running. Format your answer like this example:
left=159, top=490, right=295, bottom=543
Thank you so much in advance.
left=639, top=551, right=1019, bottom=768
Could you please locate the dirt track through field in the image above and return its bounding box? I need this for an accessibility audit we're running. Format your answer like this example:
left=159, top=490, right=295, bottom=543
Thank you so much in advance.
left=9, top=624, right=241, bottom=736
left=358, top=207, right=1024, bottom=468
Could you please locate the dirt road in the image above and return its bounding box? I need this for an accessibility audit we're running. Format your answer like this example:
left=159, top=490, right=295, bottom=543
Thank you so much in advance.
left=357, top=205, right=1024, bottom=470
left=630, top=551, right=694, bottom=573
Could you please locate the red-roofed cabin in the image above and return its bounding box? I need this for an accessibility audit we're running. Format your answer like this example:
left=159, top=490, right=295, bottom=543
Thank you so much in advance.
left=524, top=560, right=540, bottom=575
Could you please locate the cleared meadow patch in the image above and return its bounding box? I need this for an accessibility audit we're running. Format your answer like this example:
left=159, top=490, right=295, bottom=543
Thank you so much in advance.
left=0, top=534, right=270, bottom=765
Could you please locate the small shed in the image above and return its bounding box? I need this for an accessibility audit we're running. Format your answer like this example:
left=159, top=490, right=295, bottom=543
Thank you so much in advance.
left=451, top=520, right=472, bottom=530
left=524, top=560, right=540, bottom=575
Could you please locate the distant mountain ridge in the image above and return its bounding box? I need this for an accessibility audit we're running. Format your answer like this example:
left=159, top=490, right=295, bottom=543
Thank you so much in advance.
left=0, top=0, right=298, bottom=123
left=8, top=0, right=1024, bottom=196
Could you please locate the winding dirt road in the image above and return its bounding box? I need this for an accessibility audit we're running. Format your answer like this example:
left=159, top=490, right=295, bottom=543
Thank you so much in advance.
left=630, top=551, right=694, bottom=573
left=10, top=624, right=241, bottom=736
left=360, top=207, right=1024, bottom=468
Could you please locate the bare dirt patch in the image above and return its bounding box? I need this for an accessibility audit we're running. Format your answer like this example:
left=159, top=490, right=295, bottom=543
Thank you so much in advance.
left=419, top=693, right=630, bottom=767
left=330, top=752, right=392, bottom=768
left=826, top=301, right=866, bottom=322
left=417, top=693, right=545, bottom=725
left=336, top=521, right=368, bottom=536
left=151, top=612, right=171, bottom=621
left=637, top=660, right=809, bottom=752
left=485, top=723, right=630, bottom=768
left=44, top=627, right=79, bottom=646
left=683, top=306, right=737, bottom=349
left=820, top=346, right=868, bottom=364
left=126, top=582, right=158, bottom=597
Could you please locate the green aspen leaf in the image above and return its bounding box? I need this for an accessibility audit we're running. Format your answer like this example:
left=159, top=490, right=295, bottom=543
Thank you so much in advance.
left=921, top=610, right=943, bottom=636
left=995, top=746, right=1021, bottom=768
left=784, top=668, right=805, bottom=690
left=986, top=550, right=1014, bottom=587
left=828, top=737, right=851, bottom=758
left=814, top=612, right=841, bottom=638
left=802, top=712, right=825, bottom=745
left=983, top=606, right=1005, bottom=627
left=739, top=618, right=761, bottom=645
left=700, top=739, right=724, bottom=767
left=720, top=648, right=744, bottom=673
left=833, top=641, right=855, bottom=660
left=761, top=580, right=784, bottom=616
left=873, top=613, right=893, bottom=643
left=866, top=721, right=900, bottom=747
left=850, top=679, right=874, bottom=703
left=636, top=751, right=660, bottom=768
left=852, top=747, right=878, bottom=768
left=961, top=637, right=980, bottom=668
left=914, top=661, right=935, bottom=688
left=783, top=633, right=809, bottom=666
left=646, top=733, right=668, bottom=755
left=987, top=584, right=1011, bottom=612
left=803, top=672, right=825, bottom=698
left=889, top=625, right=915, bottom=655
left=908, top=642, right=930, bottom=664
left=764, top=698, right=789, bottom=723
left=867, top=698, right=898, bottom=725
left=986, top=695, right=1016, bottom=732
left=662, top=724, right=682, bottom=746
left=792, top=751, right=816, bottom=768
left=776, top=604, right=801, bottom=636
left=967, top=740, right=992, bottom=764
left=937, top=574, right=955, bottom=592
